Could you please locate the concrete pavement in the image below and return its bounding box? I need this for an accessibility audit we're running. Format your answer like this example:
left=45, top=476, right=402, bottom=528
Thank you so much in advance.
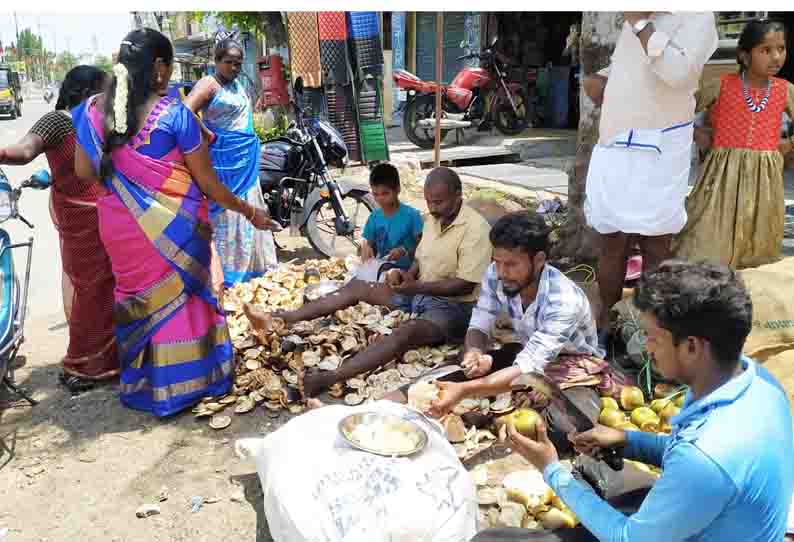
left=0, top=98, right=65, bottom=328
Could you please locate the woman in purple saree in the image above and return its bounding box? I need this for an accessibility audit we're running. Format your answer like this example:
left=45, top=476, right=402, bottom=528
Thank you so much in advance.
left=73, top=28, right=279, bottom=417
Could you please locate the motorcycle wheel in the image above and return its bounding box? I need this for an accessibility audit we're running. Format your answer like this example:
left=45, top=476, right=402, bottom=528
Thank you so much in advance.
left=494, top=87, right=531, bottom=136
left=305, top=190, right=376, bottom=258
left=403, top=95, right=449, bottom=149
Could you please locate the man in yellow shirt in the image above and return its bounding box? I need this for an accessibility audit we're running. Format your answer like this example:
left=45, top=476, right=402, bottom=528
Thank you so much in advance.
left=245, top=167, right=492, bottom=397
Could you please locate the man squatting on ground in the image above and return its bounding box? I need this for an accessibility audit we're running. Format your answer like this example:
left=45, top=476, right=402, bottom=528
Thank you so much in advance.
left=244, top=166, right=492, bottom=397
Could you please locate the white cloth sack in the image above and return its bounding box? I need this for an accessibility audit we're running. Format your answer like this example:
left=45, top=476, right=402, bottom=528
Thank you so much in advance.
left=584, top=123, right=693, bottom=236
left=236, top=401, right=479, bottom=542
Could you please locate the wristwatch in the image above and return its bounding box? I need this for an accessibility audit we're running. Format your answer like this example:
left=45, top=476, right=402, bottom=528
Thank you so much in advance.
left=632, top=19, right=652, bottom=35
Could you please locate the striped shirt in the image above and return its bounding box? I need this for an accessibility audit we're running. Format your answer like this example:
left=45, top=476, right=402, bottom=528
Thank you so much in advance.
left=468, top=263, right=604, bottom=373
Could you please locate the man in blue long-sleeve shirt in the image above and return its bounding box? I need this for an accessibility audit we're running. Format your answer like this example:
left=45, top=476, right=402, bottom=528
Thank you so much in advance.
left=473, top=260, right=793, bottom=542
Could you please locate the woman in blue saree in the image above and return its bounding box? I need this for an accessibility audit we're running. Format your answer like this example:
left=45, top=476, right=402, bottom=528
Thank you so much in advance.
left=184, top=37, right=278, bottom=290
left=73, top=28, right=279, bottom=417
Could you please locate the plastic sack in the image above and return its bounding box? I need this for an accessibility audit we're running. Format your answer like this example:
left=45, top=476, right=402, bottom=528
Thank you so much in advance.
left=236, top=401, right=479, bottom=542
left=738, top=257, right=794, bottom=360
left=353, top=257, right=387, bottom=283
left=342, top=257, right=389, bottom=285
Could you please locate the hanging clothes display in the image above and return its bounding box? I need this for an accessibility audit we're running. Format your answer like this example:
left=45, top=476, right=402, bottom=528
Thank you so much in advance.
left=282, top=10, right=388, bottom=164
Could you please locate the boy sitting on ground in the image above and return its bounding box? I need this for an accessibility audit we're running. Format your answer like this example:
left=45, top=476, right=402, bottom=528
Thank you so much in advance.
left=360, top=162, right=424, bottom=275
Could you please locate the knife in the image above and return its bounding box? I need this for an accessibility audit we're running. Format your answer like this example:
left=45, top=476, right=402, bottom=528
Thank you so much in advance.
left=521, top=372, right=624, bottom=471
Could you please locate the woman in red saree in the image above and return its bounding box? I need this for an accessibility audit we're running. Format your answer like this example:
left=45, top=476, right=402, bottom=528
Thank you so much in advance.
left=0, top=66, right=116, bottom=393
left=73, top=28, right=279, bottom=417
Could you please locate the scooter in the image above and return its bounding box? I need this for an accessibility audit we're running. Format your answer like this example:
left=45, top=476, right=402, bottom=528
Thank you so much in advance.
left=393, top=36, right=532, bottom=149
left=0, top=167, right=50, bottom=413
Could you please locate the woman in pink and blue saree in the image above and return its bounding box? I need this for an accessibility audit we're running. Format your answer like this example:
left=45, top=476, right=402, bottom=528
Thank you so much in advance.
left=73, top=28, right=279, bottom=417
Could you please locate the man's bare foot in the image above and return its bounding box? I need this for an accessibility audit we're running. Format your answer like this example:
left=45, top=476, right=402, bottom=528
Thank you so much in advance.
left=300, top=368, right=339, bottom=398
left=243, top=303, right=275, bottom=332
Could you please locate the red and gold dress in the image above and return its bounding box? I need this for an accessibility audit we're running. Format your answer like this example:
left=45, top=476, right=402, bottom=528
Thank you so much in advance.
left=31, top=110, right=119, bottom=380
left=674, top=73, right=794, bottom=269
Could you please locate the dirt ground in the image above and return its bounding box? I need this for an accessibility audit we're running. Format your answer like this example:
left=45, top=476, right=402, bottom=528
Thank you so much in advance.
left=0, top=169, right=534, bottom=542
left=0, top=239, right=317, bottom=542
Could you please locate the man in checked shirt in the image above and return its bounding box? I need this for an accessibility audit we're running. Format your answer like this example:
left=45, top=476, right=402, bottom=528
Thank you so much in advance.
left=428, top=211, right=608, bottom=450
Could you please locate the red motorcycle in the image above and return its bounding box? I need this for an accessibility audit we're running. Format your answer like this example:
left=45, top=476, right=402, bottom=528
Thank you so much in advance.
left=393, top=39, right=532, bottom=149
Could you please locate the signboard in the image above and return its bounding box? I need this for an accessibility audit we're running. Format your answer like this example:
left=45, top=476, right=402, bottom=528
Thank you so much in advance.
left=391, top=11, right=406, bottom=124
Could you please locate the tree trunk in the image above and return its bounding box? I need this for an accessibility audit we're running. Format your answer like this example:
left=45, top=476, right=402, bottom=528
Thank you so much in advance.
left=552, top=12, right=623, bottom=265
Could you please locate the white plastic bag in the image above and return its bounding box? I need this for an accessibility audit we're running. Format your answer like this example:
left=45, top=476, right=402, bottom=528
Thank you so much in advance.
left=351, top=258, right=387, bottom=283
left=236, top=401, right=479, bottom=542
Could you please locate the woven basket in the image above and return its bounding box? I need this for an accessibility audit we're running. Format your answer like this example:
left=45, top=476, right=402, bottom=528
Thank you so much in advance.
left=320, top=40, right=349, bottom=86
left=287, top=12, right=322, bottom=88
left=347, top=12, right=379, bottom=40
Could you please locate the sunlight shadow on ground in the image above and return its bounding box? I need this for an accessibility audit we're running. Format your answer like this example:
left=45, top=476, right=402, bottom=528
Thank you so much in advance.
left=232, top=472, right=273, bottom=542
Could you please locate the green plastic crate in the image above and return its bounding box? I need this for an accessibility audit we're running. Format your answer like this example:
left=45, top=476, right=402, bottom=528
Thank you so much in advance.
left=359, top=119, right=389, bottom=162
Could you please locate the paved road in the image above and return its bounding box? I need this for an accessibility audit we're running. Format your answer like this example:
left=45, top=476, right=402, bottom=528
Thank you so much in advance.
left=0, top=98, right=65, bottom=328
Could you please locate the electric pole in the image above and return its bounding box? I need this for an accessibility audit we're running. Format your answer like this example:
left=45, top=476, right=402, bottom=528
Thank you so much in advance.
left=38, top=18, right=43, bottom=83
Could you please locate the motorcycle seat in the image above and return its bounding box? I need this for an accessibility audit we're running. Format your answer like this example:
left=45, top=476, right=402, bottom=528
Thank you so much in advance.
left=393, top=69, right=445, bottom=95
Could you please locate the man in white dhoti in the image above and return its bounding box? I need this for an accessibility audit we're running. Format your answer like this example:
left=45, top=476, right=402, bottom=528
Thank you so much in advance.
left=583, top=11, right=718, bottom=344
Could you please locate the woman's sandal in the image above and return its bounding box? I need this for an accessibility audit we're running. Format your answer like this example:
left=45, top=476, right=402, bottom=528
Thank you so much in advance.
left=58, top=372, right=97, bottom=395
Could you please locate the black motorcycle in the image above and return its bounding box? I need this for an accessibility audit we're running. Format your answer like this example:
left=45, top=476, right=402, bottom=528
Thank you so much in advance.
left=259, top=77, right=375, bottom=258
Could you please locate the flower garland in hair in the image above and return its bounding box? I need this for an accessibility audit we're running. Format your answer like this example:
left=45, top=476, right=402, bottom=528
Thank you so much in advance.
left=112, top=63, right=130, bottom=134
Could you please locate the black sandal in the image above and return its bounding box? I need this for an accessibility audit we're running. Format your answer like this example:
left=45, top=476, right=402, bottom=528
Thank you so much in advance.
left=58, top=372, right=96, bottom=395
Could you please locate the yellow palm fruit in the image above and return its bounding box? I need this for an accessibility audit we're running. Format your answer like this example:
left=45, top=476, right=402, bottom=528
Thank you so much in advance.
left=620, top=386, right=645, bottom=410
left=601, top=397, right=620, bottom=411
left=630, top=406, right=660, bottom=428
left=496, top=408, right=541, bottom=440
left=598, top=408, right=625, bottom=428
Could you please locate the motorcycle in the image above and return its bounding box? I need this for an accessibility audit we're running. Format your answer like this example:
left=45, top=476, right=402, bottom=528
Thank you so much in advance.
left=0, top=166, right=50, bottom=412
left=393, top=36, right=532, bottom=149
left=259, top=77, right=376, bottom=258
left=43, top=89, right=54, bottom=104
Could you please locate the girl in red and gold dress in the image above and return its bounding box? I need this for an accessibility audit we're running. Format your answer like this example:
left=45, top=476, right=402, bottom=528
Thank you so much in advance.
left=674, top=19, right=794, bottom=268
left=0, top=66, right=117, bottom=392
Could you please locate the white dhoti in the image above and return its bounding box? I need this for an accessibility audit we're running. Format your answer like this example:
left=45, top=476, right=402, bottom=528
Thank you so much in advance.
left=585, top=122, right=694, bottom=236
